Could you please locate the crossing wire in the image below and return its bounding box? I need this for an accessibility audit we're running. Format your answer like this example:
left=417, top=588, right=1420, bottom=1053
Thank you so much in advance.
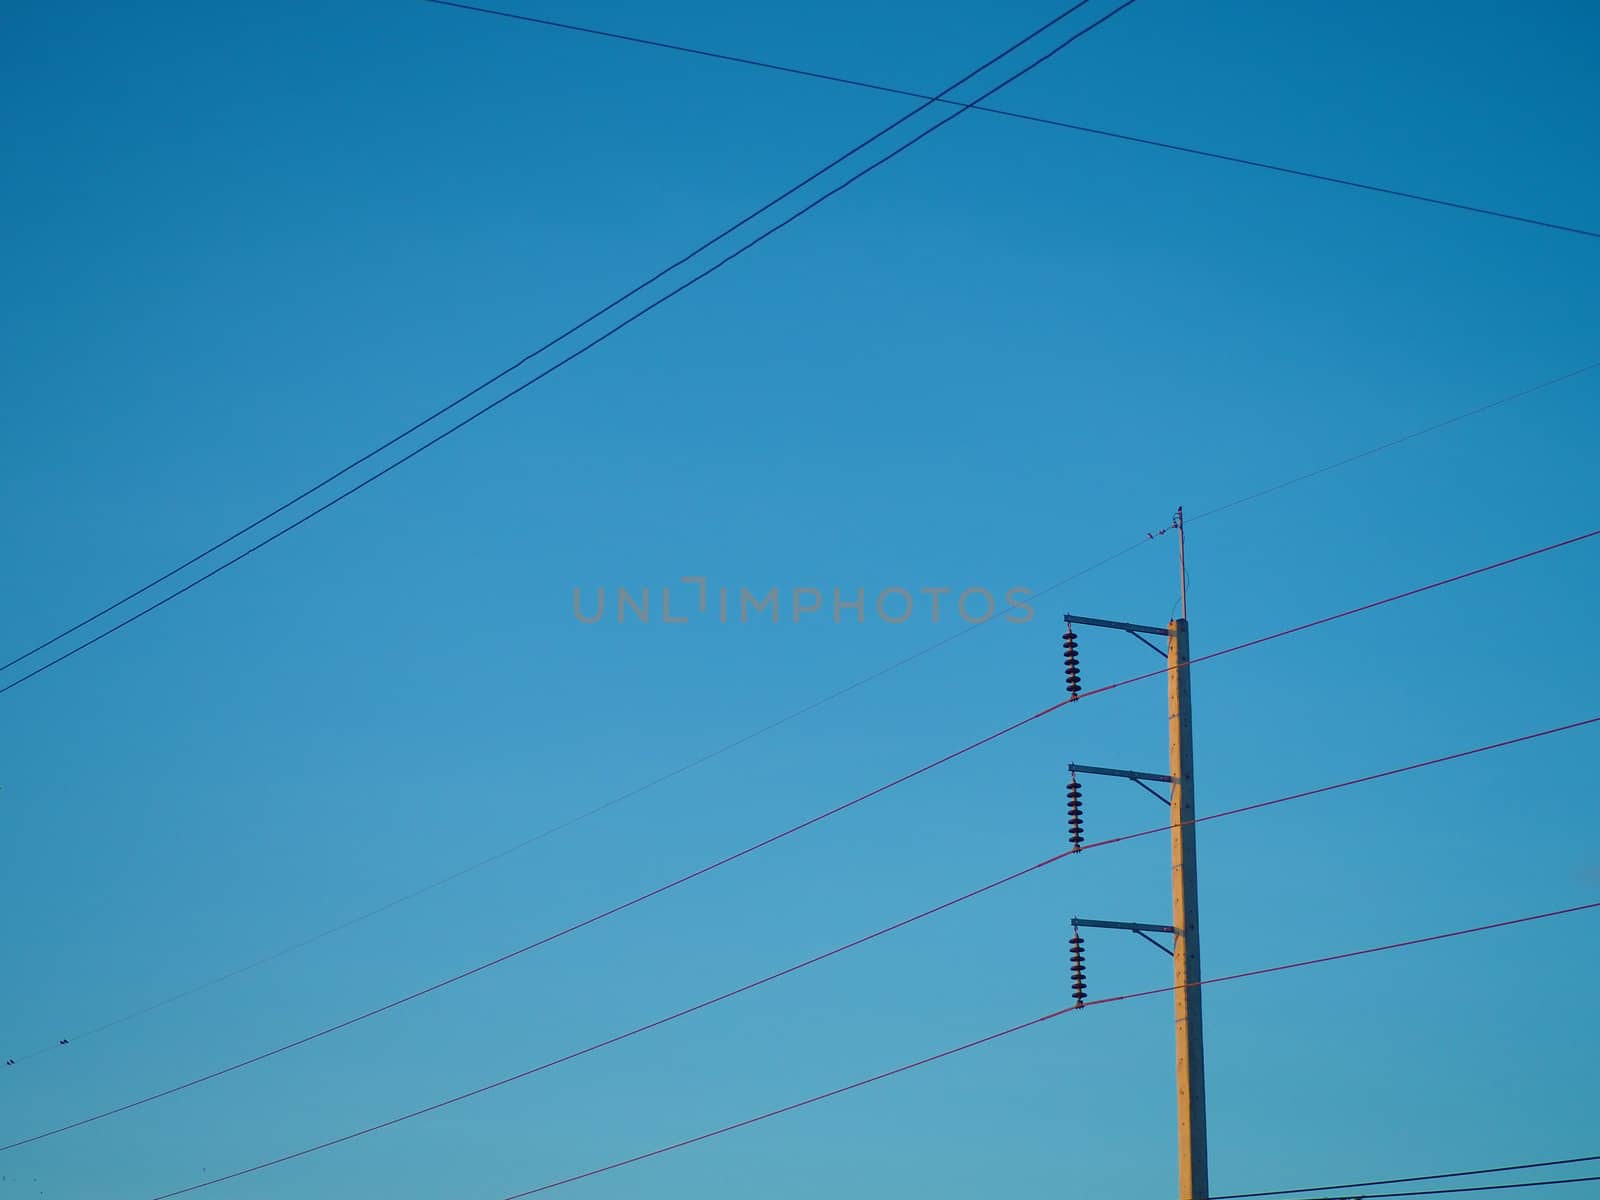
left=0, top=0, right=1114, bottom=690
left=11, top=355, right=1593, bottom=1073
left=479, top=902, right=1600, bottom=1198
left=1295, top=1176, right=1600, bottom=1199
left=1214, top=1153, right=1600, bottom=1199
left=7, top=0, right=1598, bottom=1066
left=424, top=0, right=1600, bottom=241
left=4, top=525, right=1593, bottom=1152
left=136, top=715, right=1600, bottom=1199
left=1190, top=361, right=1600, bottom=521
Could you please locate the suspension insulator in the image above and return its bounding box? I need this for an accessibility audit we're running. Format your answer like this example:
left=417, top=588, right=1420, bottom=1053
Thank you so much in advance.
left=1069, top=932, right=1087, bottom=1006
left=1062, top=627, right=1082, bottom=698
left=1066, top=775, right=1084, bottom=850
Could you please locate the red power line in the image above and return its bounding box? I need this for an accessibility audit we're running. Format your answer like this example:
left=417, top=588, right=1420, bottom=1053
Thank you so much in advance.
left=485, top=903, right=1600, bottom=1199
left=136, top=715, right=1599, bottom=1199
left=5, top=525, right=1594, bottom=1154
left=15, top=361, right=1592, bottom=1074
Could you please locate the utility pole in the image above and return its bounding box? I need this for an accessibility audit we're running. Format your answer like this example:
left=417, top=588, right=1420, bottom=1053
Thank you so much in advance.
left=1169, top=608, right=1208, bottom=1199
left=1061, top=508, right=1209, bottom=1200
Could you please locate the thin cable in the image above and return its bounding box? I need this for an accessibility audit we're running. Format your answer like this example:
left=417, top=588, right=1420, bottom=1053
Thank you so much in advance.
left=1, top=0, right=1582, bottom=688
left=425, top=0, right=1600, bottom=241
left=14, top=0, right=1579, bottom=690
left=1215, top=1154, right=1600, bottom=1199
left=14, top=529, right=1600, bottom=1122
left=6, top=26, right=1591, bottom=1074
left=1179, top=528, right=1597, bottom=675
left=8, top=523, right=1595, bottom=1097
left=1295, top=1177, right=1600, bottom=1199
left=0, top=537, right=1149, bottom=1071
left=0, top=0, right=1139, bottom=702
left=16, top=351, right=1591, bottom=1071
left=1192, top=361, right=1600, bottom=520
left=0, top=0, right=1101, bottom=683
left=7, top=1, right=1596, bottom=1066
left=482, top=902, right=1600, bottom=1199
left=0, top=0, right=1151, bottom=1059
left=136, top=714, right=1600, bottom=1199
left=5, top=519, right=1590, bottom=1146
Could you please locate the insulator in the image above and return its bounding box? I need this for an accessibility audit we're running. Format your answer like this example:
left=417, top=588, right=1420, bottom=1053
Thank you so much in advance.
left=1062, top=627, right=1082, bottom=698
left=1069, top=933, right=1087, bottom=1006
left=1066, top=774, right=1084, bottom=849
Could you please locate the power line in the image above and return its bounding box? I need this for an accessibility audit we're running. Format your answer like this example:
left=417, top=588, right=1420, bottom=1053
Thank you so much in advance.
left=479, top=902, right=1600, bottom=1198
left=0, top=0, right=1114, bottom=688
left=5, top=376, right=1592, bottom=1073
left=1215, top=1154, right=1600, bottom=1199
left=3, top=0, right=1591, bottom=1079
left=0, top=537, right=1148, bottom=1071
left=132, top=715, right=1600, bottom=1199
left=4, top=0, right=1594, bottom=1070
left=0, top=538, right=1148, bottom=1073
left=424, top=0, right=1600, bottom=242
left=1191, top=361, right=1600, bottom=521
left=26, top=0, right=1586, bottom=702
left=1296, top=1177, right=1600, bottom=1199
left=6, top=527, right=1593, bottom=1149
left=14, top=358, right=1592, bottom=1074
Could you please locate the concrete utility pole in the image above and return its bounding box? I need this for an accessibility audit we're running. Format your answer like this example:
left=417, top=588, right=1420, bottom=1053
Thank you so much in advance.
left=1062, top=508, right=1210, bottom=1200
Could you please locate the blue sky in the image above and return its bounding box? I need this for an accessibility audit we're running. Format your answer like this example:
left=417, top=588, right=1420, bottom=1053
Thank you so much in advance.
left=2, top=1, right=1597, bottom=1197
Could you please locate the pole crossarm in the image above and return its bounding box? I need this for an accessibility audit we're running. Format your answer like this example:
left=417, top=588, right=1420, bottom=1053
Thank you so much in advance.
left=1061, top=571, right=1208, bottom=1196
left=1069, top=763, right=1173, bottom=805
left=1061, top=612, right=1171, bottom=638
left=1071, top=918, right=1177, bottom=934
left=1072, top=917, right=1177, bottom=957
left=1068, top=764, right=1173, bottom=782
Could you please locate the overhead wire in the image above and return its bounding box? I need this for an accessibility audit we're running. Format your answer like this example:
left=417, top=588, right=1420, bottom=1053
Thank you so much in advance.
left=2, top=0, right=1154, bottom=1063
left=5, top=525, right=1593, bottom=1149
left=1213, top=1153, right=1600, bottom=1199
left=133, top=714, right=1600, bottom=1198
left=1191, top=361, right=1600, bottom=521
left=1292, top=1176, right=1600, bottom=1199
left=25, top=0, right=1590, bottom=701
left=2, top=542, right=1152, bottom=1069
left=10, top=356, right=1595, bottom=1071
left=424, top=0, right=1600, bottom=241
left=0, top=0, right=1111, bottom=687
left=3, top=0, right=1597, bottom=1068
left=477, top=902, right=1600, bottom=1198
left=5, top=15, right=1594, bottom=1190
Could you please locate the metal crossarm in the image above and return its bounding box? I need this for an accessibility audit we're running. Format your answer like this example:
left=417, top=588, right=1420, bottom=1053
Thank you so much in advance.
left=1061, top=612, right=1169, bottom=637
left=1068, top=763, right=1174, bottom=806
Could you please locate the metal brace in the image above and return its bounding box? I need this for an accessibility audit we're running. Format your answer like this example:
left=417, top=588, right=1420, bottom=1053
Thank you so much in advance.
left=1072, top=917, right=1177, bottom=957
left=1062, top=613, right=1169, bottom=658
left=1069, top=763, right=1174, bottom=807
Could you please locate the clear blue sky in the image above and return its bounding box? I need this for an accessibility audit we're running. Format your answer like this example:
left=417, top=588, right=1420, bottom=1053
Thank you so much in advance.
left=2, top=1, right=1597, bottom=1197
